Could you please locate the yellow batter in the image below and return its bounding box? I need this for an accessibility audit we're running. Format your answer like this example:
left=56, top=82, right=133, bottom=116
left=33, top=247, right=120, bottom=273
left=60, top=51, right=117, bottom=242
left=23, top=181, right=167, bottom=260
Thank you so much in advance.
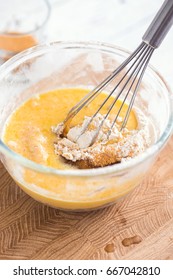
left=3, top=88, right=139, bottom=210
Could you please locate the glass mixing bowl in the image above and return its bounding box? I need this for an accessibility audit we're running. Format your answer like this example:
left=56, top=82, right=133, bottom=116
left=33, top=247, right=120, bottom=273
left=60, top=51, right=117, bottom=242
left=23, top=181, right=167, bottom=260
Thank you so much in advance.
left=0, top=41, right=172, bottom=211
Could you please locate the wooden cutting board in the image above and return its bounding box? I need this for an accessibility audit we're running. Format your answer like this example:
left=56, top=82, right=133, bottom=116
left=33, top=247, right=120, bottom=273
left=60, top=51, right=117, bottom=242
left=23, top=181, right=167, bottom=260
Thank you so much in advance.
left=0, top=136, right=173, bottom=260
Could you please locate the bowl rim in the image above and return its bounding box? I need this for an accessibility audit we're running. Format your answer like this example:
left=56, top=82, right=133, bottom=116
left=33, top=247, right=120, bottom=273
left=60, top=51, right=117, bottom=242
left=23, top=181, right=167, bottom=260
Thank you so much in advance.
left=0, top=0, right=51, bottom=36
left=0, top=40, right=173, bottom=177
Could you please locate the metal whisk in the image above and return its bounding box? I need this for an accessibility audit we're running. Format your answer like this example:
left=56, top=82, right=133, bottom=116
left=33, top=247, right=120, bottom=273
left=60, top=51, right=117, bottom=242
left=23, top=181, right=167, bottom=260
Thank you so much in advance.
left=63, top=0, right=173, bottom=146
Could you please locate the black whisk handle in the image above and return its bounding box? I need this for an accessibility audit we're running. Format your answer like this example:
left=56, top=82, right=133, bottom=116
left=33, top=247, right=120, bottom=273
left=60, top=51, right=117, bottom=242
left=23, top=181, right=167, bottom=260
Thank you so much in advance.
left=142, top=0, right=173, bottom=48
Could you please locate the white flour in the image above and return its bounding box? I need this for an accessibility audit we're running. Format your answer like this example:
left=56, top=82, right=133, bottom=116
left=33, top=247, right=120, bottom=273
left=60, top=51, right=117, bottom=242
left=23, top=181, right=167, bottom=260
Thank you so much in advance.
left=52, top=108, right=155, bottom=168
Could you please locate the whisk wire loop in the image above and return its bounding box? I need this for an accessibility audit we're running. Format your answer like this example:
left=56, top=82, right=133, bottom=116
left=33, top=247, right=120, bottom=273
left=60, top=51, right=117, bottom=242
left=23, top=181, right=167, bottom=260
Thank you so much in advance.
left=78, top=43, right=149, bottom=135
left=63, top=42, right=146, bottom=125
left=77, top=43, right=154, bottom=145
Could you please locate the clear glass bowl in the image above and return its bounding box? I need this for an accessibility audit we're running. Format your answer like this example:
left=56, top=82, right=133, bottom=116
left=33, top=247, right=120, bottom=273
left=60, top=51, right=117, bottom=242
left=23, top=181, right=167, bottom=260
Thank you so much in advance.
left=0, top=0, right=51, bottom=62
left=0, top=41, right=172, bottom=211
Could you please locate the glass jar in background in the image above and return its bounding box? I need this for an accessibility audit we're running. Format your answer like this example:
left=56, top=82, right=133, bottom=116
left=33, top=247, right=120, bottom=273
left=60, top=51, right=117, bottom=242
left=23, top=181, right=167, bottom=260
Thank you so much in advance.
left=0, top=0, right=51, bottom=63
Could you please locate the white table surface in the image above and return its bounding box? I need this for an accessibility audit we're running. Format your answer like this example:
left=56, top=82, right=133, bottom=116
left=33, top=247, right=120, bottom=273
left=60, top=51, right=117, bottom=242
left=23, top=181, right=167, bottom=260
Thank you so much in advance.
left=48, top=0, right=173, bottom=87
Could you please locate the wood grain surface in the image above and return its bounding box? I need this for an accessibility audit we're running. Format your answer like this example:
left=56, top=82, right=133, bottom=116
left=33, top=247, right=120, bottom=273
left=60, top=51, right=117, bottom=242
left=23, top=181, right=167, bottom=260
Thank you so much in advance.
left=0, top=137, right=173, bottom=260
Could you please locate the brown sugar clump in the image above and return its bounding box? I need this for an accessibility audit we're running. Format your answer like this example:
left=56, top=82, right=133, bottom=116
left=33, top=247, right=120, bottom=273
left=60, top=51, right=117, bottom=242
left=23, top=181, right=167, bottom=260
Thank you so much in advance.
left=76, top=150, right=121, bottom=169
